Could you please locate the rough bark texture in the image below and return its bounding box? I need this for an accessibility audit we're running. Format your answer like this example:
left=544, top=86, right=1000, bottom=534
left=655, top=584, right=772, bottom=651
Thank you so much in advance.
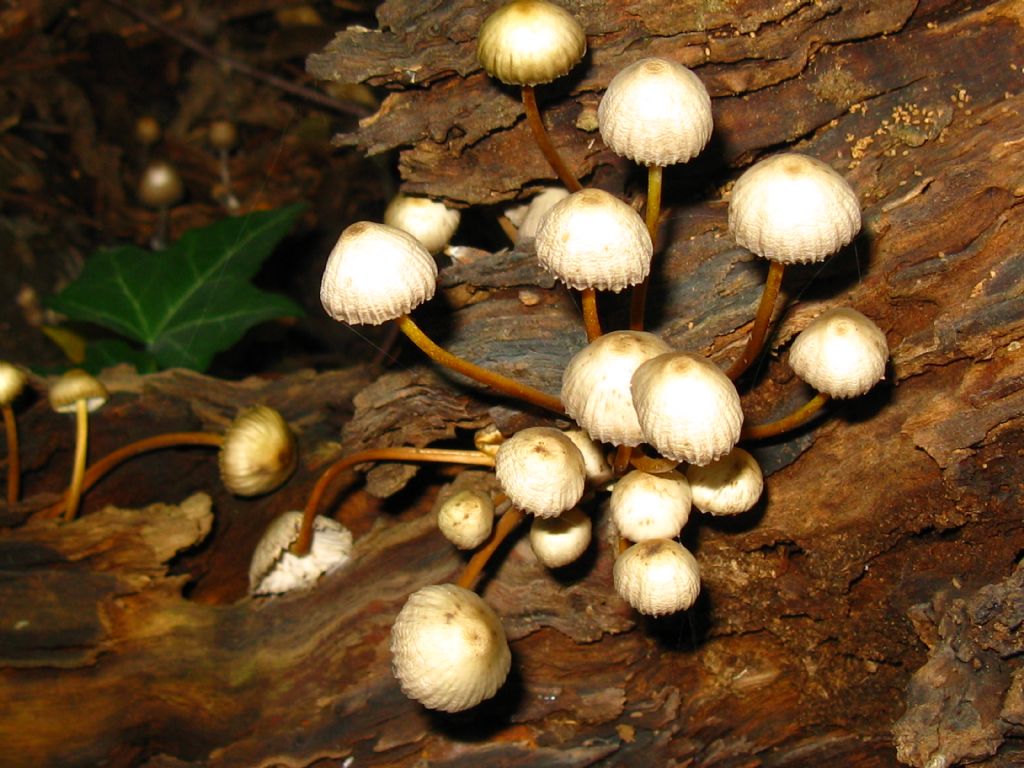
left=3, top=1, right=1024, bottom=766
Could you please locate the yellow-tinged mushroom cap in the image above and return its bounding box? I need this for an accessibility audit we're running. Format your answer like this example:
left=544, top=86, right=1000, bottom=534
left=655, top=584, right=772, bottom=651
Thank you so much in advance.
left=218, top=406, right=297, bottom=496
left=138, top=160, right=185, bottom=209
left=788, top=307, right=888, bottom=398
left=0, top=362, right=27, bottom=406
left=477, top=0, right=586, bottom=86
left=49, top=369, right=107, bottom=414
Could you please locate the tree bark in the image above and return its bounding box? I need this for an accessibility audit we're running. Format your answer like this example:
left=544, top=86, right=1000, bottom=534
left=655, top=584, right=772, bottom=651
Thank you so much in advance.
left=3, top=1, right=1024, bottom=766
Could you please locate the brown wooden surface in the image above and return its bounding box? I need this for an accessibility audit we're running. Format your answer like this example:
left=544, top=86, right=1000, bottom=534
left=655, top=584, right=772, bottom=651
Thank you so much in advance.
left=3, top=1, right=1024, bottom=766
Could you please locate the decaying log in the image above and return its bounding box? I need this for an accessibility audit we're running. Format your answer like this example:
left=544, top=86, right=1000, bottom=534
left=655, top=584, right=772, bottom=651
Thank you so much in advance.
left=3, top=1, right=1024, bottom=766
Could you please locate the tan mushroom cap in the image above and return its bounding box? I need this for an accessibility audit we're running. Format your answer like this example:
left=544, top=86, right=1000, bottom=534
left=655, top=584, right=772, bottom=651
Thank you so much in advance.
left=562, top=428, right=613, bottom=487
left=384, top=194, right=461, bottom=255
left=249, top=511, right=353, bottom=596
left=138, top=160, right=184, bottom=209
left=320, top=221, right=437, bottom=326
left=598, top=57, right=713, bottom=167
left=610, top=469, right=692, bottom=542
left=391, top=584, right=512, bottom=712
left=613, top=538, right=701, bottom=616
left=505, top=187, right=570, bottom=241
left=535, top=189, right=652, bottom=292
left=494, top=426, right=585, bottom=517
left=49, top=369, right=108, bottom=414
left=529, top=506, right=592, bottom=568
left=436, top=489, right=495, bottom=550
left=686, top=447, right=763, bottom=516
left=562, top=330, right=672, bottom=447
left=0, top=362, right=27, bottom=405
left=477, top=0, right=586, bottom=86
left=728, top=152, right=861, bottom=264
left=208, top=120, right=238, bottom=151
left=788, top=307, right=889, bottom=398
left=218, top=406, right=297, bottom=497
left=631, top=352, right=743, bottom=466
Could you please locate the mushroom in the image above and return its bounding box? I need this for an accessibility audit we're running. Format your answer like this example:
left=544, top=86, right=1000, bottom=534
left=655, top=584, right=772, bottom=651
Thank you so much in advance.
left=0, top=362, right=27, bottom=505
left=320, top=221, right=562, bottom=413
left=218, top=405, right=298, bottom=496
left=529, top=506, right=592, bottom=568
left=436, top=489, right=495, bottom=550
left=613, top=538, right=701, bottom=616
left=788, top=307, right=889, bottom=399
left=138, top=160, right=185, bottom=251
left=562, top=428, right=614, bottom=488
left=686, top=447, right=763, bottom=516
left=726, top=152, right=861, bottom=379
left=249, top=510, right=353, bottom=596
left=208, top=119, right=240, bottom=212
left=597, top=57, right=713, bottom=329
left=610, top=469, right=692, bottom=542
left=49, top=369, right=108, bottom=521
left=494, top=426, right=585, bottom=517
left=503, top=186, right=569, bottom=242
left=390, top=583, right=512, bottom=712
left=631, top=352, right=743, bottom=466
left=384, top=193, right=461, bottom=255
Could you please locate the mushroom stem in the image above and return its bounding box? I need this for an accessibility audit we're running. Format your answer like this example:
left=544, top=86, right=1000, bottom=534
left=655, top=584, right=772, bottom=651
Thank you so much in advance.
left=611, top=444, right=632, bottom=475
left=629, top=164, right=664, bottom=331
left=581, top=288, right=603, bottom=341
left=63, top=400, right=90, bottom=522
left=216, top=149, right=241, bottom=213
left=455, top=505, right=526, bottom=591
left=395, top=314, right=564, bottom=414
left=3, top=403, right=19, bottom=505
left=740, top=391, right=831, bottom=440
left=41, top=431, right=225, bottom=520
left=522, top=86, right=582, bottom=193
left=151, top=206, right=170, bottom=251
left=726, top=260, right=786, bottom=381
left=293, top=447, right=496, bottom=556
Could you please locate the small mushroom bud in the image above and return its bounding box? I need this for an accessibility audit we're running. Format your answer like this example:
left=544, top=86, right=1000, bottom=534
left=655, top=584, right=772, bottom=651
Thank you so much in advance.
left=391, top=584, right=512, bottom=712
left=139, top=160, right=185, bottom=251
left=218, top=406, right=297, bottom=496
left=610, top=469, right=692, bottom=542
left=249, top=511, right=353, bottom=596
left=686, top=447, right=763, bottom=516
left=529, top=506, right=591, bottom=568
left=787, top=307, right=889, bottom=398
left=494, top=426, right=586, bottom=518
left=384, top=193, right=461, bottom=255
left=436, top=489, right=495, bottom=550
left=613, top=538, right=701, bottom=616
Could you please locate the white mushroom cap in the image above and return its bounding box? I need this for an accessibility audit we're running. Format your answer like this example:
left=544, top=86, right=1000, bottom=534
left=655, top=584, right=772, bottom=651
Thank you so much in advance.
left=218, top=406, right=297, bottom=496
left=598, top=57, right=713, bottom=167
left=473, top=424, right=505, bottom=458
left=49, top=369, right=108, bottom=413
left=138, top=160, right=184, bottom=209
left=320, top=221, right=437, bottom=326
left=631, top=352, right=743, bottom=466
left=686, top=447, right=763, bottom=516
left=384, top=194, right=461, bottom=255
left=562, top=429, right=614, bottom=487
left=562, top=330, right=671, bottom=447
left=529, top=506, right=592, bottom=568
left=613, top=539, right=701, bottom=616
left=610, top=469, right=692, bottom=542
left=505, top=187, right=570, bottom=241
left=494, top=426, right=585, bottom=517
left=391, top=584, right=512, bottom=712
left=788, top=307, right=889, bottom=398
left=0, top=362, right=27, bottom=406
left=436, top=489, right=495, bottom=550
left=477, top=0, right=587, bottom=86
left=728, top=152, right=861, bottom=264
left=535, top=188, right=653, bottom=292
left=249, top=511, right=353, bottom=596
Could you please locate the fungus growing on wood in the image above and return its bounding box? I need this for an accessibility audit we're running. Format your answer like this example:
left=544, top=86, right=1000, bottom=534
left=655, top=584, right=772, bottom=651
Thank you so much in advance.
left=788, top=307, right=889, bottom=399
left=613, top=538, right=701, bottom=616
left=49, top=369, right=108, bottom=522
left=138, top=160, right=185, bottom=250
left=218, top=406, right=298, bottom=497
left=436, top=489, right=495, bottom=550
left=249, top=511, right=353, bottom=596
left=0, top=362, right=27, bottom=505
left=494, top=426, right=585, bottom=517
left=384, top=193, right=461, bottom=255
left=610, top=469, right=692, bottom=542
left=686, top=447, right=763, bottom=516
left=529, top=506, right=591, bottom=568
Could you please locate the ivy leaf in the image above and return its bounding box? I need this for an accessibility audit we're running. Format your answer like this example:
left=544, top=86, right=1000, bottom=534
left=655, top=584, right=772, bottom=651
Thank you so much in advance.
left=49, top=205, right=306, bottom=371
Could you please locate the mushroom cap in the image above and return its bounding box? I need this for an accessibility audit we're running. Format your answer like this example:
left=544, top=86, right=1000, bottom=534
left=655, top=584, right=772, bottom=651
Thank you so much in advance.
left=0, top=362, right=27, bottom=406
left=436, top=489, right=495, bottom=550
left=249, top=511, right=353, bottom=596
left=598, top=57, right=713, bottom=167
left=494, top=426, right=586, bottom=517
left=535, top=189, right=652, bottom=292
left=218, top=406, right=297, bottom=496
left=208, top=120, right=238, bottom=151
left=138, top=160, right=184, bottom=209
left=391, top=584, right=511, bottom=712
left=788, top=307, right=889, bottom=398
left=320, top=221, right=438, bottom=325
left=134, top=115, right=161, bottom=146
left=477, top=0, right=586, bottom=86
left=631, top=352, right=743, bottom=465
left=505, top=187, right=570, bottom=241
left=384, top=194, right=461, bottom=255
left=686, top=447, right=763, bottom=516
left=610, top=469, right=692, bottom=542
left=561, top=330, right=671, bottom=447
left=613, top=538, right=701, bottom=616
left=529, top=506, right=592, bottom=568
left=49, top=369, right=108, bottom=414
left=728, top=152, right=861, bottom=264
left=562, top=428, right=614, bottom=487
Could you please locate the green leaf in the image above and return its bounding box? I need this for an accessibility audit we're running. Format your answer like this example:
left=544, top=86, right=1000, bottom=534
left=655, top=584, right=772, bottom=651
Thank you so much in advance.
left=49, top=204, right=306, bottom=371
left=83, top=339, right=159, bottom=374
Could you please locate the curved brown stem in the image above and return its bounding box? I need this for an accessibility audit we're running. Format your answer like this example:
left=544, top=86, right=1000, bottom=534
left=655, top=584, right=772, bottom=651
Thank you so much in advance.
left=521, top=85, right=582, bottom=193
left=629, top=164, right=664, bottom=331
left=612, top=444, right=632, bottom=476
left=293, top=447, right=496, bottom=556
left=581, top=288, right=603, bottom=341
left=3, top=404, right=19, bottom=506
left=726, top=260, right=786, bottom=381
left=740, top=392, right=831, bottom=440
left=396, top=315, right=564, bottom=414
left=39, top=431, right=224, bottom=520
left=455, top=506, right=526, bottom=591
